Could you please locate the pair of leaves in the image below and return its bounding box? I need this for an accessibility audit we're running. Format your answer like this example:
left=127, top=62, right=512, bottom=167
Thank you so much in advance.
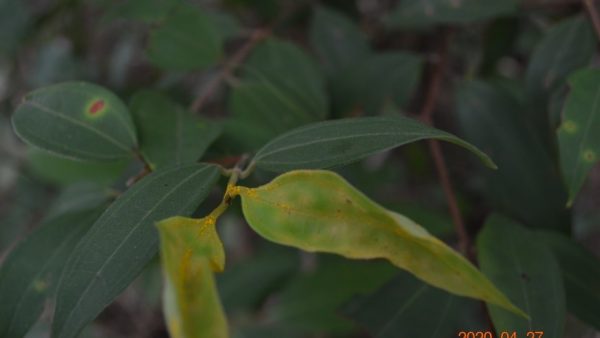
left=12, top=82, right=138, bottom=161
left=477, top=215, right=565, bottom=337
left=130, top=90, right=221, bottom=170
left=13, top=83, right=220, bottom=172
left=52, top=163, right=220, bottom=338
left=0, top=184, right=111, bottom=338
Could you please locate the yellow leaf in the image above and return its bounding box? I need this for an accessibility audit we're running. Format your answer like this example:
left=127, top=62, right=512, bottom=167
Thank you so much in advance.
left=233, top=170, right=527, bottom=318
left=156, top=216, right=228, bottom=338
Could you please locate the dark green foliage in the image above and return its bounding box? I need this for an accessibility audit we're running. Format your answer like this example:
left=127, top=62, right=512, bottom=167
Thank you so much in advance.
left=1, top=1, right=600, bottom=337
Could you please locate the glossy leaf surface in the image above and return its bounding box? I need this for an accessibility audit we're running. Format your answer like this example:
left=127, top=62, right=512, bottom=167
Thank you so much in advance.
left=558, top=69, right=600, bottom=205
left=540, top=231, right=600, bottom=330
left=147, top=3, right=222, bottom=71
left=0, top=209, right=104, bottom=338
left=53, top=163, right=220, bottom=338
left=131, top=90, right=221, bottom=169
left=253, top=116, right=496, bottom=172
left=385, top=0, right=517, bottom=28
left=12, top=82, right=137, bottom=161
left=157, top=216, right=228, bottom=338
left=234, top=170, right=523, bottom=316
left=477, top=215, right=565, bottom=337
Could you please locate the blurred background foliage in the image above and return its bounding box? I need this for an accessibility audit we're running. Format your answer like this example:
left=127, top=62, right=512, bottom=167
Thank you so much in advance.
left=0, top=0, right=599, bottom=337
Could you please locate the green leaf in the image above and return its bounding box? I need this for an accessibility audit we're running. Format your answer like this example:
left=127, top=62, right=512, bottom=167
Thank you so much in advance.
left=253, top=115, right=496, bottom=173
left=26, top=148, right=129, bottom=186
left=539, top=231, right=600, bottom=330
left=45, top=183, right=115, bottom=219
left=384, top=0, right=517, bottom=28
left=558, top=69, right=600, bottom=205
left=12, top=82, right=137, bottom=161
left=52, top=163, right=220, bottom=338
left=343, top=271, right=485, bottom=338
left=234, top=170, right=524, bottom=317
left=457, top=80, right=569, bottom=232
left=156, top=216, right=228, bottom=338
left=218, top=244, right=298, bottom=312
left=477, top=214, right=565, bottom=337
left=266, top=255, right=395, bottom=333
left=526, top=16, right=595, bottom=105
left=229, top=38, right=328, bottom=149
left=0, top=209, right=104, bottom=338
left=330, top=52, right=422, bottom=114
left=130, top=90, right=221, bottom=170
left=147, top=3, right=223, bottom=71
left=309, top=6, right=370, bottom=75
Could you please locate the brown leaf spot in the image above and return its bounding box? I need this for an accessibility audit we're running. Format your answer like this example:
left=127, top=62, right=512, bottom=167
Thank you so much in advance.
left=89, top=100, right=105, bottom=115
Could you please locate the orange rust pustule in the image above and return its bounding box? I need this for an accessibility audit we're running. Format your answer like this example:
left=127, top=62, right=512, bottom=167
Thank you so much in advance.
left=89, top=100, right=105, bottom=115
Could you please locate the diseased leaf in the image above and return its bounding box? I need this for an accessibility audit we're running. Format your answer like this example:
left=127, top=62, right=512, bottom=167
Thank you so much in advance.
left=526, top=16, right=595, bottom=105
left=385, top=0, right=517, bottom=28
left=457, top=80, right=569, bottom=232
left=0, top=209, right=104, bottom=338
left=147, top=3, right=222, bottom=71
left=26, top=148, right=129, bottom=186
left=253, top=116, right=496, bottom=173
left=330, top=52, right=422, bottom=114
left=12, top=82, right=137, bottom=161
left=539, top=231, right=600, bottom=330
left=309, top=6, right=370, bottom=75
left=266, top=255, right=395, bottom=333
left=130, top=90, right=221, bottom=170
left=233, top=170, right=524, bottom=316
left=53, top=163, right=220, bottom=338
left=228, top=38, right=328, bottom=150
left=477, top=214, right=565, bottom=337
left=343, top=271, right=485, bottom=338
left=558, top=69, right=600, bottom=205
left=156, top=216, right=228, bottom=338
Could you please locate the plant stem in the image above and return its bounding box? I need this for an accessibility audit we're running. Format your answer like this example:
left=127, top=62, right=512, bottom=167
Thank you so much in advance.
left=189, top=29, right=270, bottom=113
left=584, top=0, right=600, bottom=40
left=418, top=29, right=470, bottom=256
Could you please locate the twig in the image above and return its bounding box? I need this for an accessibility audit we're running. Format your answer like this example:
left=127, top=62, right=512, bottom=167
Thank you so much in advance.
left=418, top=29, right=470, bottom=256
left=126, top=149, right=152, bottom=187
left=189, top=29, right=270, bottom=113
left=584, top=0, right=600, bottom=41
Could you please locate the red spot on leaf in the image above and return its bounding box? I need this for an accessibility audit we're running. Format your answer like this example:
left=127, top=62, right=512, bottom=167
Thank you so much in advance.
left=89, top=100, right=105, bottom=115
